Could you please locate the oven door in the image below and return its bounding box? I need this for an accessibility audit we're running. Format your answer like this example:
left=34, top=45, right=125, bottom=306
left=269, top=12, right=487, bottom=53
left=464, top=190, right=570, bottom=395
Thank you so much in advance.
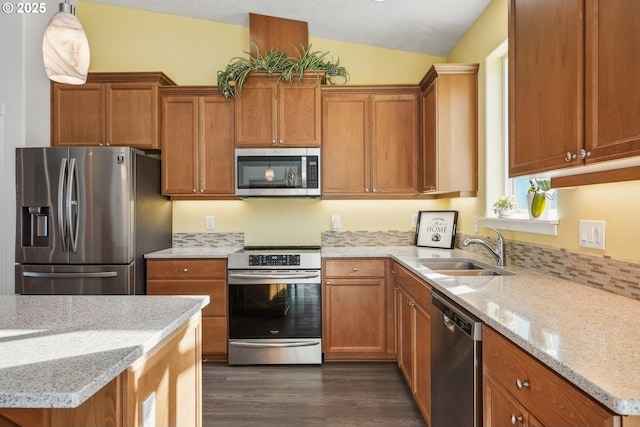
left=227, top=270, right=322, bottom=364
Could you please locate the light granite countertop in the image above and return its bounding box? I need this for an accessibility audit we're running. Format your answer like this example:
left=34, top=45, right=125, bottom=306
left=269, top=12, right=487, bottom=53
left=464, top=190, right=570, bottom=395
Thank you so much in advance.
left=143, top=244, right=640, bottom=415
left=0, top=295, right=209, bottom=408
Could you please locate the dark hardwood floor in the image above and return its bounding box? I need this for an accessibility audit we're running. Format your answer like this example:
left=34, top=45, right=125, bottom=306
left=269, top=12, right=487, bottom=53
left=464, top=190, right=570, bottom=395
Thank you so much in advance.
left=202, top=362, right=426, bottom=427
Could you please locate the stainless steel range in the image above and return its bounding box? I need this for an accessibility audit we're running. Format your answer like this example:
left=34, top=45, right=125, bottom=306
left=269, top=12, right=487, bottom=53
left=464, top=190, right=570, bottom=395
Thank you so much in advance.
left=227, top=246, right=322, bottom=365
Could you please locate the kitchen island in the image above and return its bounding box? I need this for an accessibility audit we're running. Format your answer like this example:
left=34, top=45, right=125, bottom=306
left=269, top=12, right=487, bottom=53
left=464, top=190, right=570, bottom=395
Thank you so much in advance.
left=0, top=294, right=208, bottom=427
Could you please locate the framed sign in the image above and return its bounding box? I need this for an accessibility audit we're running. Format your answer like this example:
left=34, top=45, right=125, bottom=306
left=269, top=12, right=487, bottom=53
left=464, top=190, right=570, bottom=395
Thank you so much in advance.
left=414, top=210, right=458, bottom=249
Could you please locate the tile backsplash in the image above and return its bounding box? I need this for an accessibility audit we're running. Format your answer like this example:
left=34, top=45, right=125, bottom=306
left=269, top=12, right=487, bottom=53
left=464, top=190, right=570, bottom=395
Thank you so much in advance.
left=173, top=231, right=640, bottom=300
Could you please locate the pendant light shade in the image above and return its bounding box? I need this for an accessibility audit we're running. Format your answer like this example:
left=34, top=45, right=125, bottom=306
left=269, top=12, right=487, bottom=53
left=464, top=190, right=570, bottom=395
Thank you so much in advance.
left=42, top=1, right=90, bottom=85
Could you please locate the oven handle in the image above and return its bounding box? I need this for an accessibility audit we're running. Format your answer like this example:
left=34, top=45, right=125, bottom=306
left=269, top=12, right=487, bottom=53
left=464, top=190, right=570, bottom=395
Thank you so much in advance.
left=228, top=272, right=321, bottom=280
left=229, top=341, right=320, bottom=349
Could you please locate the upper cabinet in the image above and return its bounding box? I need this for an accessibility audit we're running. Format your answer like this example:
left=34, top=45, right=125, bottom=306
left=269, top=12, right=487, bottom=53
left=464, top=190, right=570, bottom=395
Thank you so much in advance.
left=419, top=64, right=479, bottom=196
left=51, top=72, right=175, bottom=149
left=161, top=87, right=235, bottom=197
left=509, top=0, right=640, bottom=178
left=234, top=72, right=322, bottom=147
left=321, top=86, right=420, bottom=197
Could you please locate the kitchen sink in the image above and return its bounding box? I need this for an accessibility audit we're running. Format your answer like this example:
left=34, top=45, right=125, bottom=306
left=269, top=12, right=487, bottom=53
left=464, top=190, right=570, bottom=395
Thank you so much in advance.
left=419, top=260, right=513, bottom=276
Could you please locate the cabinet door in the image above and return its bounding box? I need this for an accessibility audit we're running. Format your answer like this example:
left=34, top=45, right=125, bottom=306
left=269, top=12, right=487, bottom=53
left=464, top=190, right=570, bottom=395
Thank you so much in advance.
left=421, top=81, right=437, bottom=192
left=585, top=0, right=640, bottom=162
left=321, top=93, right=371, bottom=194
left=370, top=94, right=419, bottom=194
left=323, top=278, right=387, bottom=356
left=106, top=83, right=159, bottom=148
left=51, top=83, right=105, bottom=146
left=509, top=0, right=584, bottom=176
left=278, top=78, right=321, bottom=146
left=484, top=373, right=541, bottom=427
left=396, top=287, right=413, bottom=384
left=161, top=96, right=199, bottom=195
left=235, top=77, right=278, bottom=147
left=413, top=301, right=431, bottom=424
left=200, top=95, right=235, bottom=195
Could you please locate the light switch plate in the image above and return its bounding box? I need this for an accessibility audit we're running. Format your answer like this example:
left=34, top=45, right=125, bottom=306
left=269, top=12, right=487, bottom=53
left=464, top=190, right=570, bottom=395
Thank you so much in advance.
left=331, top=215, right=340, bottom=231
left=205, top=215, right=215, bottom=230
left=579, top=220, right=606, bottom=250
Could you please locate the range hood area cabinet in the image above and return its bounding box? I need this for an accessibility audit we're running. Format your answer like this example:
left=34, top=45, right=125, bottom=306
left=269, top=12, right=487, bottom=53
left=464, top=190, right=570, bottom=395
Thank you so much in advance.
left=321, top=86, right=420, bottom=197
left=234, top=72, right=322, bottom=148
left=160, top=86, right=235, bottom=197
left=51, top=72, right=176, bottom=149
left=419, top=63, right=479, bottom=196
left=509, top=0, right=640, bottom=180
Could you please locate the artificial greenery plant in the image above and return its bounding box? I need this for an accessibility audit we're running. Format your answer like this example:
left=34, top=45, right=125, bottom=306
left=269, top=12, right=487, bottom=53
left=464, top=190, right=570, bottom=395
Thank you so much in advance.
left=217, top=43, right=349, bottom=98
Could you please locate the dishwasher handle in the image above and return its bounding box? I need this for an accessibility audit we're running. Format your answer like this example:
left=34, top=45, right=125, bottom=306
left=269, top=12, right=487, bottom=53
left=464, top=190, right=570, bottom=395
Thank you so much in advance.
left=431, top=292, right=482, bottom=341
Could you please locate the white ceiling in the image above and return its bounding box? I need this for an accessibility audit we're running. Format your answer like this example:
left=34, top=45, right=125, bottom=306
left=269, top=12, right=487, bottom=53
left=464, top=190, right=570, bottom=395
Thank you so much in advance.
left=84, top=0, right=492, bottom=56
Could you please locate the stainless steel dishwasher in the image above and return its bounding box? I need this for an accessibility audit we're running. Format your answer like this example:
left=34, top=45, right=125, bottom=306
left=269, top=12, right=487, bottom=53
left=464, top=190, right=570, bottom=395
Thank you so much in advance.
left=430, top=292, right=483, bottom=427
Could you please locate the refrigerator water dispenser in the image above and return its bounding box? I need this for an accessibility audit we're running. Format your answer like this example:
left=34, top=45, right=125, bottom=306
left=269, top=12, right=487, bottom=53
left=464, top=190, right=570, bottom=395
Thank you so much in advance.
left=22, top=206, right=49, bottom=247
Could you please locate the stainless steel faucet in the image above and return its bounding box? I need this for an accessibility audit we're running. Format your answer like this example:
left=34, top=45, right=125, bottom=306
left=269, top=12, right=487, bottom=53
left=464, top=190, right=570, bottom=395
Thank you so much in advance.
left=461, top=226, right=505, bottom=266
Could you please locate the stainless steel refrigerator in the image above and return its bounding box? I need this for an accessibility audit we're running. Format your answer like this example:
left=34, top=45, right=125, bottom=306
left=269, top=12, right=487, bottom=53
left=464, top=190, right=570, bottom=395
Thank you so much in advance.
left=15, top=147, right=172, bottom=295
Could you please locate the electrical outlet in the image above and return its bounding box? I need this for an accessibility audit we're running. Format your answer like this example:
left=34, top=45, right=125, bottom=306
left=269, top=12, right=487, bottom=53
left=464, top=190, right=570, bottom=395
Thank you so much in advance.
left=205, top=215, right=215, bottom=230
left=331, top=215, right=341, bottom=231
left=579, top=220, right=605, bottom=250
left=474, top=216, right=479, bottom=233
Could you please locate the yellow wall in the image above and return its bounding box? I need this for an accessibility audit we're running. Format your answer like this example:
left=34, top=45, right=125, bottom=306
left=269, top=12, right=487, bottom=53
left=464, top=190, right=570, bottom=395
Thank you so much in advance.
left=79, top=0, right=640, bottom=260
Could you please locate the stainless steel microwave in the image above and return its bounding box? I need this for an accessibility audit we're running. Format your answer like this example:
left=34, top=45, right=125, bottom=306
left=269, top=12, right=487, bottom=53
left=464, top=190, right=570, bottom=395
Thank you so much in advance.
left=235, top=148, right=321, bottom=197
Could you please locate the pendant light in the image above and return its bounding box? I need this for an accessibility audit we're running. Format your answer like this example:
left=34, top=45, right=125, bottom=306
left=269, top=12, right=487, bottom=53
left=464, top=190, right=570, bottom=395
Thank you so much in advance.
left=42, top=0, right=90, bottom=85
left=265, top=159, right=275, bottom=181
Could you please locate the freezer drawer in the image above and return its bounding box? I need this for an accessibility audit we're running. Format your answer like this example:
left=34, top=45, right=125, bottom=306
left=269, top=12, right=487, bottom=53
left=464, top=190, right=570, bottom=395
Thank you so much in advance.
left=16, top=264, right=134, bottom=295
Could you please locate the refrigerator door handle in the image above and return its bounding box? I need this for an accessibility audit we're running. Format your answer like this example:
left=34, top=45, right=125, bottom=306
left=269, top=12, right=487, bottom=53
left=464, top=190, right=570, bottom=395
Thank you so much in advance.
left=67, top=158, right=79, bottom=253
left=58, top=158, right=68, bottom=251
left=22, top=271, right=119, bottom=278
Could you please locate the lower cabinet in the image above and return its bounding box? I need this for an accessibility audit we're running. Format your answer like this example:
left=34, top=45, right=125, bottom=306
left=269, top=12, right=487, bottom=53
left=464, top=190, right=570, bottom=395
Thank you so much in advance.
left=483, top=326, right=619, bottom=427
left=394, top=262, right=432, bottom=424
left=146, top=258, right=228, bottom=361
left=322, top=258, right=395, bottom=360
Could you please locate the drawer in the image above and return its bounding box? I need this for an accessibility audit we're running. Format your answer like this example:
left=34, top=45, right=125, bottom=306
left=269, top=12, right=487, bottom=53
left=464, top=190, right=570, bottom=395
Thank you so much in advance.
left=324, top=259, right=386, bottom=278
left=147, top=259, right=226, bottom=279
left=483, top=326, right=616, bottom=427
left=147, top=279, right=226, bottom=317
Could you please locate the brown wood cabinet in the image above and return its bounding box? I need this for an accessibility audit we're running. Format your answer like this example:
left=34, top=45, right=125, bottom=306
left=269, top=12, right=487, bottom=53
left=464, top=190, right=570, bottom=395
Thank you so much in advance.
left=235, top=72, right=321, bottom=147
left=160, top=87, right=235, bottom=197
left=51, top=72, right=175, bottom=149
left=0, top=312, right=202, bottom=427
left=322, top=258, right=395, bottom=360
left=321, top=86, right=420, bottom=197
left=393, top=263, right=431, bottom=424
left=419, top=64, right=478, bottom=196
left=483, top=326, right=619, bottom=427
left=146, top=258, right=228, bottom=361
left=509, top=0, right=640, bottom=179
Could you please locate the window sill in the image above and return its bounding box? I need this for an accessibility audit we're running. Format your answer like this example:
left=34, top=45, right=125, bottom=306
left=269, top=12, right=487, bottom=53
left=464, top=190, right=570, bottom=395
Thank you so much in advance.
left=480, top=215, right=559, bottom=235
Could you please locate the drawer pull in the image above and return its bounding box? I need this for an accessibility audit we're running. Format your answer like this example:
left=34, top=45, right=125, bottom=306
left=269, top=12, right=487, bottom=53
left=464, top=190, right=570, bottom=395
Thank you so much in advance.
left=183, top=268, right=188, bottom=273
left=510, top=413, right=524, bottom=425
left=516, top=378, right=530, bottom=390
left=352, top=267, right=358, bottom=272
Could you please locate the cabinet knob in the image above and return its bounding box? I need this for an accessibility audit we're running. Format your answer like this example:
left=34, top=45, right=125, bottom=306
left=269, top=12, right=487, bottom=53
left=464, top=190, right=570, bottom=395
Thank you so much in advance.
left=325, top=281, right=331, bottom=285
left=200, top=188, right=204, bottom=193
left=406, top=301, right=415, bottom=307
left=272, top=139, right=277, bottom=145
left=278, top=140, right=284, bottom=145
left=192, top=189, right=197, bottom=193
left=565, top=152, right=577, bottom=161
left=365, top=188, right=369, bottom=192
left=510, top=413, right=524, bottom=425
left=372, top=188, right=377, bottom=192
left=515, top=378, right=530, bottom=390
left=579, top=148, right=592, bottom=159
left=182, top=268, right=188, bottom=273
left=352, top=267, right=358, bottom=272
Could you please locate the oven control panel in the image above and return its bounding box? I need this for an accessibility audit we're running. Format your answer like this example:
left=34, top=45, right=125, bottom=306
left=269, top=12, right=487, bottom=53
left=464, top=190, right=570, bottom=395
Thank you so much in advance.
left=249, top=254, right=301, bottom=266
